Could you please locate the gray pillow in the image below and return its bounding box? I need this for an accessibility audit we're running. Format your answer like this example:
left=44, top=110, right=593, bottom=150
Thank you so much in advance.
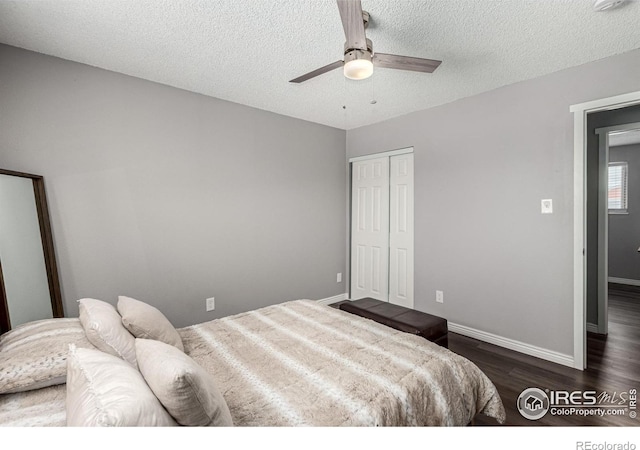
left=117, top=296, right=183, bottom=351
left=135, top=338, right=233, bottom=426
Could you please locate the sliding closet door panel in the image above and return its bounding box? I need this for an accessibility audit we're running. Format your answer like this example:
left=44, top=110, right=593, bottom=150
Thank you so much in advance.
left=350, top=157, right=390, bottom=301
left=389, top=153, right=414, bottom=308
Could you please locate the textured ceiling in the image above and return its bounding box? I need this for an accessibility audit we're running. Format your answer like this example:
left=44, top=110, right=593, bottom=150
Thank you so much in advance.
left=1, top=0, right=640, bottom=130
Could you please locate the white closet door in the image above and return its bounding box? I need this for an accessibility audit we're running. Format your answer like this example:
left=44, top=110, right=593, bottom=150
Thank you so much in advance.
left=350, top=157, right=390, bottom=301
left=388, top=153, right=414, bottom=308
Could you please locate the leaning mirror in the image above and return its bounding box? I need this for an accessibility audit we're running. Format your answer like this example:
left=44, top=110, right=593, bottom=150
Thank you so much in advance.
left=0, top=169, right=63, bottom=333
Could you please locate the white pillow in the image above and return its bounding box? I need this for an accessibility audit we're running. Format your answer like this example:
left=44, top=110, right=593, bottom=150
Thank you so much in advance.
left=0, top=318, right=94, bottom=394
left=117, top=296, right=184, bottom=351
left=135, top=338, right=233, bottom=426
left=77, top=298, right=137, bottom=368
left=66, top=345, right=177, bottom=427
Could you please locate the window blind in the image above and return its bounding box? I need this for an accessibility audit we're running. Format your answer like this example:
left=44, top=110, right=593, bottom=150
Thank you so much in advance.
left=608, top=162, right=628, bottom=212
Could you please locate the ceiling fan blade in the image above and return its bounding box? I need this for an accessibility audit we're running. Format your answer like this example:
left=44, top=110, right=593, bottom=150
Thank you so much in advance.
left=337, top=0, right=367, bottom=51
left=289, top=60, right=344, bottom=83
left=373, top=53, right=442, bottom=73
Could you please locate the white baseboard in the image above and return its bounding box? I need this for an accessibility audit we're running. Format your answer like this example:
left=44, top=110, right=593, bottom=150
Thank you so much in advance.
left=608, top=277, right=640, bottom=287
left=586, top=322, right=599, bottom=333
left=316, top=293, right=348, bottom=306
left=448, top=322, right=575, bottom=368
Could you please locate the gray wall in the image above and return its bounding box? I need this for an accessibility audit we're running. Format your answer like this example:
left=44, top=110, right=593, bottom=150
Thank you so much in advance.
left=586, top=106, right=640, bottom=324
left=347, top=48, right=640, bottom=356
left=0, top=44, right=347, bottom=328
left=0, top=174, right=52, bottom=327
left=609, top=144, right=640, bottom=281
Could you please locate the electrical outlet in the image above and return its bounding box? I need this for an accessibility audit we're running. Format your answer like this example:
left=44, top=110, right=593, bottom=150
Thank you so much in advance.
left=337, top=272, right=342, bottom=283
left=206, top=297, right=215, bottom=311
left=436, top=290, right=444, bottom=304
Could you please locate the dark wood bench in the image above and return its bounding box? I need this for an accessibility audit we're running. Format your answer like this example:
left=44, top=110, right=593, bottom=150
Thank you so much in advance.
left=339, top=298, right=448, bottom=347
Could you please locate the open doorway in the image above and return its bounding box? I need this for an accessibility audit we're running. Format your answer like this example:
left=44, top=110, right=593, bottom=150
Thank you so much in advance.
left=585, top=111, right=640, bottom=370
left=592, top=124, right=640, bottom=335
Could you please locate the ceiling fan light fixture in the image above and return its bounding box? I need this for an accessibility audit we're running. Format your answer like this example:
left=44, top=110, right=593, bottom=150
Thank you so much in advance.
left=343, top=49, right=373, bottom=80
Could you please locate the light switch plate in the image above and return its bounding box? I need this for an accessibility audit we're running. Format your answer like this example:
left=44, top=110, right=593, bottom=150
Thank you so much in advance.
left=541, top=199, right=553, bottom=214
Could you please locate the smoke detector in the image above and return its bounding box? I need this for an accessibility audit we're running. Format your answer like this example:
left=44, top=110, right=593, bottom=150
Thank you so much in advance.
left=593, top=0, right=626, bottom=11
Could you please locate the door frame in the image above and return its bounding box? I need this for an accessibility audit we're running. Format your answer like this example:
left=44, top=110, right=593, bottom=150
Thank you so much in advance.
left=349, top=147, right=414, bottom=163
left=571, top=90, right=640, bottom=370
left=347, top=147, right=414, bottom=301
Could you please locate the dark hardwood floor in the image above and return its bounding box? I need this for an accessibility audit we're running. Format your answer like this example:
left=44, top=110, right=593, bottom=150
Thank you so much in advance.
left=449, top=284, right=640, bottom=426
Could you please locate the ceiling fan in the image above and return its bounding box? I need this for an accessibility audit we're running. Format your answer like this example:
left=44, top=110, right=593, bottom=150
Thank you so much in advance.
left=290, top=0, right=442, bottom=83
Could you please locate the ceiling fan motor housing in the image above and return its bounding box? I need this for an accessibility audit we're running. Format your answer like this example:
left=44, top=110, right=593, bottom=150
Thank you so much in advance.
left=343, top=38, right=373, bottom=80
left=344, top=36, right=373, bottom=74
left=344, top=48, right=372, bottom=65
left=344, top=38, right=373, bottom=55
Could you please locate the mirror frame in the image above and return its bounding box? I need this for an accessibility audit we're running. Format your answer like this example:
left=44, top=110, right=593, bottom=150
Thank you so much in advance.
left=0, top=168, right=64, bottom=333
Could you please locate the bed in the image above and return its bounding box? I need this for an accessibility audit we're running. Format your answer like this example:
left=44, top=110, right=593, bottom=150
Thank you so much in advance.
left=0, top=298, right=506, bottom=426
